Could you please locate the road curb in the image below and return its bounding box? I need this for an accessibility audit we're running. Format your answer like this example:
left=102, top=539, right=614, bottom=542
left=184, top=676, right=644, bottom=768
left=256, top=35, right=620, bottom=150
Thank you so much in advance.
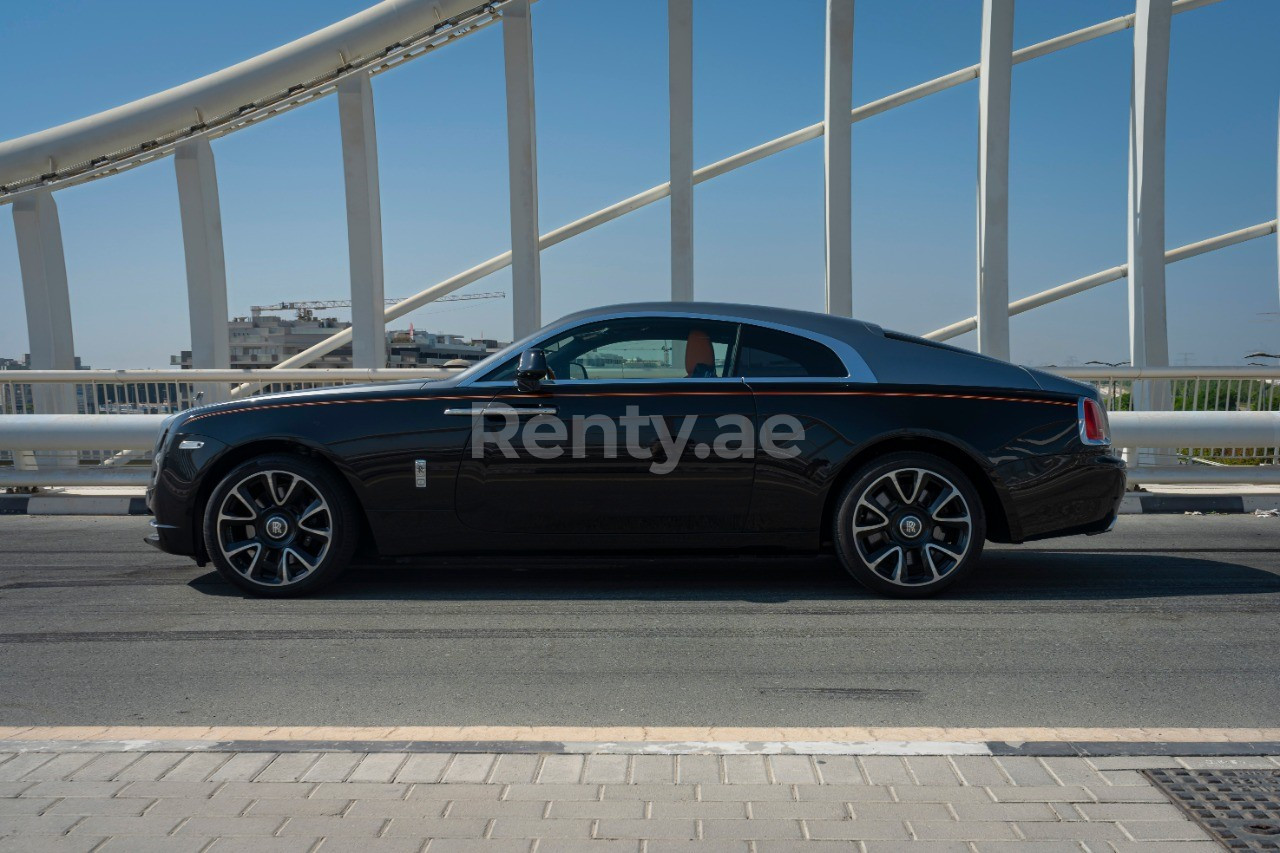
left=3, top=726, right=1278, bottom=745
left=1118, top=493, right=1280, bottom=514
left=0, top=495, right=149, bottom=515
left=1, top=738, right=1278, bottom=757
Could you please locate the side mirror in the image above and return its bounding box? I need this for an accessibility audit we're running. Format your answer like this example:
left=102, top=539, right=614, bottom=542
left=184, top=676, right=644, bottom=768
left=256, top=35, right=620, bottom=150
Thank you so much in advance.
left=516, top=348, right=551, bottom=392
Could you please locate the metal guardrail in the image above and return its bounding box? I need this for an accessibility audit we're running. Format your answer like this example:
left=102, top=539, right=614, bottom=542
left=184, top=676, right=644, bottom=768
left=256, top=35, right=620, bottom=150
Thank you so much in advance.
left=1, top=367, right=1277, bottom=489
left=0, top=369, right=454, bottom=475
left=4, top=410, right=1278, bottom=451
left=1054, top=366, right=1280, bottom=468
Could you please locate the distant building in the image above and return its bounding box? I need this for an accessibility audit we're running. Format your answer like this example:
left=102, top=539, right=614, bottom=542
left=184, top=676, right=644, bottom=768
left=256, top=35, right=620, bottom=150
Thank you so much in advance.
left=169, top=310, right=505, bottom=369
left=0, top=354, right=91, bottom=370
left=387, top=328, right=499, bottom=368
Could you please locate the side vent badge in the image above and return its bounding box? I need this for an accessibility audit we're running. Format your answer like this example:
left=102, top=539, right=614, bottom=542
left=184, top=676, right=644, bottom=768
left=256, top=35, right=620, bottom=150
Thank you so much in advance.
left=414, top=460, right=427, bottom=488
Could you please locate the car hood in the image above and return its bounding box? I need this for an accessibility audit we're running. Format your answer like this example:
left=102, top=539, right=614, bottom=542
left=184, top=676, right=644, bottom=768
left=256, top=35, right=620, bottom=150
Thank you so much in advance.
left=169, top=377, right=454, bottom=429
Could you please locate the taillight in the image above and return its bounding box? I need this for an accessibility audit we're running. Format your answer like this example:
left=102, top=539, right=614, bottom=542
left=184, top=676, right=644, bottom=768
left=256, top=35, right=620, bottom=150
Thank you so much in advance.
left=1079, top=397, right=1110, bottom=446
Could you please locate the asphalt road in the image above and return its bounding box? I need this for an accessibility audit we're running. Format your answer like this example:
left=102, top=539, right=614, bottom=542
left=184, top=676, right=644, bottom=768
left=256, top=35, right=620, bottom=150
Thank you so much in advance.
left=0, top=514, right=1277, bottom=728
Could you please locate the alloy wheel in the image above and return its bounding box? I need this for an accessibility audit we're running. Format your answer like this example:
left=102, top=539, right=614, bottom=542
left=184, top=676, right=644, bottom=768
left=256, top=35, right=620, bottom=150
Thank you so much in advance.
left=215, top=470, right=332, bottom=586
left=850, top=467, right=973, bottom=587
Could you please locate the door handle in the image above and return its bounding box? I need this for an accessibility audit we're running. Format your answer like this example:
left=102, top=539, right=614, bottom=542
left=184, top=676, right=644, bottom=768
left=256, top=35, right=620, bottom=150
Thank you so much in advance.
left=443, top=405, right=557, bottom=416
left=484, top=404, right=558, bottom=417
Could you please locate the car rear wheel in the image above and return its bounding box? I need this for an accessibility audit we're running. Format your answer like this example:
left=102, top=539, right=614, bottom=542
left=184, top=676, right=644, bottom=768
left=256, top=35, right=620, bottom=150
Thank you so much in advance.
left=203, top=454, right=359, bottom=597
left=834, top=451, right=985, bottom=597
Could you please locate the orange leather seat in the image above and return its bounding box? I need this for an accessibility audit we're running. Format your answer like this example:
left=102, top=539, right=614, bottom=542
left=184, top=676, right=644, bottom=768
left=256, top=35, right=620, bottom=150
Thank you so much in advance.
left=685, top=329, right=716, bottom=378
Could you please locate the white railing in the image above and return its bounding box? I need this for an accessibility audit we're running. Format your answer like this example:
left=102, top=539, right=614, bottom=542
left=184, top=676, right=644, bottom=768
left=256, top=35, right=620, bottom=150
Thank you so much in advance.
left=2, top=0, right=1276, bottom=492
left=1, top=367, right=1277, bottom=489
left=1055, top=366, right=1280, bottom=469
left=0, top=368, right=454, bottom=472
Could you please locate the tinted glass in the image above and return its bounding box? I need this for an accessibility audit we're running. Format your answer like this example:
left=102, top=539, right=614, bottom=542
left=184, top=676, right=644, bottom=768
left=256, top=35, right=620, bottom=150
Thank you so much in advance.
left=732, top=325, right=846, bottom=378
left=483, top=317, right=738, bottom=382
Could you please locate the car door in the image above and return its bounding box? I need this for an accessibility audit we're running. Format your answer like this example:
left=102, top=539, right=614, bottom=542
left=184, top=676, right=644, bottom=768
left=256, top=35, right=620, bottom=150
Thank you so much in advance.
left=454, top=316, right=756, bottom=534
left=734, top=323, right=860, bottom=534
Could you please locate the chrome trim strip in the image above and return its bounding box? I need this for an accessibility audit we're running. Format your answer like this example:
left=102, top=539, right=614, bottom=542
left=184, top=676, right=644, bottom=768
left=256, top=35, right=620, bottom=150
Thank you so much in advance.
left=455, top=310, right=878, bottom=387
left=149, top=520, right=179, bottom=530
left=444, top=405, right=558, bottom=416
left=742, top=377, right=874, bottom=385
left=463, top=377, right=749, bottom=389
left=484, top=405, right=558, bottom=416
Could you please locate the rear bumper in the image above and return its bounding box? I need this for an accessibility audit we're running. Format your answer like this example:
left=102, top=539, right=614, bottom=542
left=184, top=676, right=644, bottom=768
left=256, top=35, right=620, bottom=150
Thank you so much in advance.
left=999, top=451, right=1127, bottom=543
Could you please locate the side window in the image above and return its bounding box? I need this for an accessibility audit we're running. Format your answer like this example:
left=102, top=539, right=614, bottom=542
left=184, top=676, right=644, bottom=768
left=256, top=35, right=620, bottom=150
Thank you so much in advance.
left=482, top=317, right=738, bottom=382
left=732, top=325, right=846, bottom=378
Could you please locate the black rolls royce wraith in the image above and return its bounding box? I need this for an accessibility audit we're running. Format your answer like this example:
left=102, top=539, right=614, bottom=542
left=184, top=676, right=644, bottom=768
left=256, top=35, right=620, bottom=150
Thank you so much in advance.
left=147, top=302, right=1125, bottom=597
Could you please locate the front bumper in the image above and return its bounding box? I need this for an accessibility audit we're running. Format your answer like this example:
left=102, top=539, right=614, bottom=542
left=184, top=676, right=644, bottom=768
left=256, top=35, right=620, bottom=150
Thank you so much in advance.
left=146, top=432, right=227, bottom=561
left=144, top=519, right=190, bottom=555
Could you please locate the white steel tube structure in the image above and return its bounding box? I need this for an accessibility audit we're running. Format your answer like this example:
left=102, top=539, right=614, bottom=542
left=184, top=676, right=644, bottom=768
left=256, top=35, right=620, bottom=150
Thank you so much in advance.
left=338, top=75, right=388, bottom=369
left=924, top=219, right=1279, bottom=342
left=4, top=410, right=1271, bottom=454
left=0, top=416, right=165, bottom=451
left=12, top=191, right=77, bottom=421
left=0, top=0, right=490, bottom=190
left=4, top=0, right=1274, bottom=477
left=502, top=0, right=543, bottom=339
left=1128, top=0, right=1173, bottom=407
left=0, top=469, right=153, bottom=488
left=6, top=403, right=1276, bottom=485
left=976, top=0, right=1014, bottom=360
left=668, top=0, right=695, bottom=303
left=174, top=139, right=231, bottom=374
left=823, top=0, right=855, bottom=317
left=12, top=368, right=453, bottom=383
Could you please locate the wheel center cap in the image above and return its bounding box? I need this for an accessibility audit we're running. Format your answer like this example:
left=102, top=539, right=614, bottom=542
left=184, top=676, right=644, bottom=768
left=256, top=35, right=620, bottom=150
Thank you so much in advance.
left=264, top=515, right=290, bottom=540
left=898, top=515, right=923, bottom=539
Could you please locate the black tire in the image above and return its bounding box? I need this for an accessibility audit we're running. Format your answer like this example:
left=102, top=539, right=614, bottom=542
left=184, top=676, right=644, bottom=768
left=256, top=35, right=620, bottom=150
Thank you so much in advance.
left=833, top=451, right=986, bottom=597
left=202, top=453, right=360, bottom=597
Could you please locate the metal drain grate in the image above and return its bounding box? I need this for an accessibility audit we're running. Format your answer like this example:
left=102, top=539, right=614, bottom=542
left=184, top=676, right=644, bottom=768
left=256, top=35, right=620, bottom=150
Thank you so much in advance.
left=1145, top=768, right=1280, bottom=851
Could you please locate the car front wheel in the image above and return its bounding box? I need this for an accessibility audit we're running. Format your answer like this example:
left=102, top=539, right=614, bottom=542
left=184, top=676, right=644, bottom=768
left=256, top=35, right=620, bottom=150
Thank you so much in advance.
left=834, top=451, right=985, bottom=597
left=203, top=454, right=359, bottom=597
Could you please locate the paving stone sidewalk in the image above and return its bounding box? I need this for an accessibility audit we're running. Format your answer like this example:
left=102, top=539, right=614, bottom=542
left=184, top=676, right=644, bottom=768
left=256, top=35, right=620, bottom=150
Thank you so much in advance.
left=4, top=749, right=1277, bottom=851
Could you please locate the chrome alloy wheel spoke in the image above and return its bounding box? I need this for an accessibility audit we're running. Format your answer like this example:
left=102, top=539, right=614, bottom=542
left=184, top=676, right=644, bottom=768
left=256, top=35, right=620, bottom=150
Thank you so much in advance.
left=284, top=546, right=318, bottom=572
left=853, top=498, right=889, bottom=533
left=891, top=469, right=923, bottom=505
left=924, top=542, right=963, bottom=580
left=269, top=471, right=299, bottom=508
left=297, top=498, right=330, bottom=537
left=868, top=544, right=904, bottom=582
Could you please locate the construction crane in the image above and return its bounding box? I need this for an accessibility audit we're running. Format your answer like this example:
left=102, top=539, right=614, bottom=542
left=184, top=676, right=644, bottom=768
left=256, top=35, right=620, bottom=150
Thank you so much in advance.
left=252, top=291, right=504, bottom=320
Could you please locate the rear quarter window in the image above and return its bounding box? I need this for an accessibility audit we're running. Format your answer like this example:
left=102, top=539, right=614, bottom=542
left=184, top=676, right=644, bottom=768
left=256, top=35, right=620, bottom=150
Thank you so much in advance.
left=732, top=325, right=847, bottom=378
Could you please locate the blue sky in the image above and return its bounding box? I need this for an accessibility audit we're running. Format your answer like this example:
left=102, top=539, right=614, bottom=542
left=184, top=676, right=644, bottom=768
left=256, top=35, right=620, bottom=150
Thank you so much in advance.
left=1, top=0, right=1277, bottom=368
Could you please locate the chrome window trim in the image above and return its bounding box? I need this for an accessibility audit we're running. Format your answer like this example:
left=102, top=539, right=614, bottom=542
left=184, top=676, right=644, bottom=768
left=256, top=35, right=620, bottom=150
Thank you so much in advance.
left=739, top=377, right=876, bottom=385
left=456, top=310, right=877, bottom=387
left=463, top=377, right=748, bottom=390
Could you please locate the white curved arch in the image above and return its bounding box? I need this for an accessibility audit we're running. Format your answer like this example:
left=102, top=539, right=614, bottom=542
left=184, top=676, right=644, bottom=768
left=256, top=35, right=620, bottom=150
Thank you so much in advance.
left=923, top=219, right=1279, bottom=342
left=0, top=0, right=493, bottom=194
left=251, top=0, right=1230, bottom=376
left=1, top=0, right=1254, bottom=387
